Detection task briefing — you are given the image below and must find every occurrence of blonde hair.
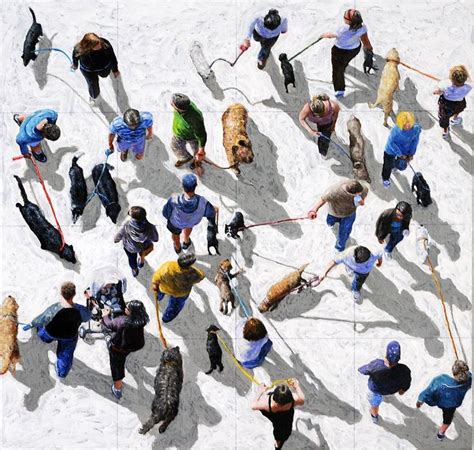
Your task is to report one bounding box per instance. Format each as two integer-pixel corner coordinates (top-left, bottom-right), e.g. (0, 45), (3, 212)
(310, 93), (330, 115)
(75, 33), (106, 57)
(396, 112), (415, 129)
(449, 65), (469, 86)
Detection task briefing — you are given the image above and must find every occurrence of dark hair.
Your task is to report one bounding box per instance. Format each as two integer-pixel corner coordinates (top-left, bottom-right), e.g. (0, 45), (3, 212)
(178, 253), (197, 269)
(354, 246), (371, 263)
(123, 108), (140, 129)
(394, 201), (412, 221)
(126, 300), (150, 327)
(43, 123), (60, 141)
(264, 9), (281, 30)
(346, 180), (364, 194)
(346, 9), (363, 31)
(75, 33), (109, 57)
(243, 317), (267, 341)
(129, 206), (147, 221)
(172, 93), (191, 111)
(61, 281), (76, 300)
(272, 384), (294, 405)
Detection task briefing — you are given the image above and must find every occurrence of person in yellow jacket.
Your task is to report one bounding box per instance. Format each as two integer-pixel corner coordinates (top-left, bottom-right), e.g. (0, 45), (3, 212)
(151, 253), (205, 322)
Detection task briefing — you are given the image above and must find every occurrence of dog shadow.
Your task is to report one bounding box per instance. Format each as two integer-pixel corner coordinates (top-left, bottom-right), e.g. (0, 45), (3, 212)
(200, 71), (225, 101)
(112, 74), (131, 113)
(295, 418), (331, 449)
(397, 77), (435, 129)
(33, 33), (57, 90)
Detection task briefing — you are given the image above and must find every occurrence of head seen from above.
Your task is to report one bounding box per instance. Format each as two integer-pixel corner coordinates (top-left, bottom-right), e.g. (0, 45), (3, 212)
(396, 111), (415, 130)
(123, 108), (141, 129)
(343, 8), (363, 30)
(264, 9), (281, 30)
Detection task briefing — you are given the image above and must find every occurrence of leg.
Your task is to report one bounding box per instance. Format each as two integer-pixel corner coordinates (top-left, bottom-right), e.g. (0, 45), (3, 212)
(438, 96), (453, 131)
(124, 248), (138, 271)
(139, 244), (154, 264)
(336, 213), (356, 251)
(352, 272), (369, 292)
(110, 348), (127, 391)
(326, 213), (339, 228)
(80, 69), (100, 99)
(139, 414), (161, 434)
(257, 36), (278, 64)
(167, 221), (183, 253)
(331, 45), (360, 92)
(171, 135), (193, 165)
(439, 408), (456, 437)
(382, 153), (395, 182)
(317, 126), (332, 156)
(159, 418), (173, 433)
(130, 137), (146, 161)
(384, 231), (404, 253)
(162, 295), (188, 323)
(37, 327), (54, 343)
(367, 391), (383, 420)
(182, 227), (193, 246)
(56, 337), (78, 378)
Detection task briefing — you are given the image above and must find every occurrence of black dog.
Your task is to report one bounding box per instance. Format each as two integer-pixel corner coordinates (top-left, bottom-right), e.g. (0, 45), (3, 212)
(139, 347), (183, 434)
(278, 53), (296, 93)
(205, 325), (223, 374)
(363, 48), (378, 74)
(14, 176), (76, 263)
(411, 172), (432, 207)
(69, 155), (88, 223)
(21, 8), (42, 67)
(225, 211), (245, 239)
(91, 164), (121, 224)
(207, 222), (220, 255)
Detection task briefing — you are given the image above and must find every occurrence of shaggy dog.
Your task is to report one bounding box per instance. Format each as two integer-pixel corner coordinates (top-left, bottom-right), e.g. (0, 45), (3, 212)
(91, 164), (121, 224)
(0, 296), (20, 375)
(205, 325), (223, 374)
(222, 104), (253, 176)
(363, 48), (377, 74)
(369, 48), (401, 127)
(225, 211), (245, 239)
(278, 53), (296, 93)
(21, 8), (42, 67)
(412, 171), (432, 207)
(214, 259), (238, 315)
(69, 155), (88, 223)
(139, 346), (183, 434)
(14, 176), (76, 263)
(207, 222), (219, 255)
(347, 116), (371, 182)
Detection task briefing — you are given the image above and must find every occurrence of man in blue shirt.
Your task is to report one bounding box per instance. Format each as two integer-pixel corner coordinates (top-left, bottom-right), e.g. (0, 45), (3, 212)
(14, 109), (60, 163)
(108, 108), (153, 162)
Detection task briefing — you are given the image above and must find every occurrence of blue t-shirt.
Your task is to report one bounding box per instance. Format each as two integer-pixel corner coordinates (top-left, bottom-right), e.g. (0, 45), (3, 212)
(335, 24), (368, 50)
(335, 246), (382, 274)
(384, 124), (421, 158)
(16, 109), (58, 155)
(438, 79), (472, 102)
(109, 112), (153, 144)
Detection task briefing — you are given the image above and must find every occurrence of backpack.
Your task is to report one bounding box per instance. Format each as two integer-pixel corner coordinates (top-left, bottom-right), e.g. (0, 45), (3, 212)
(411, 172), (432, 207)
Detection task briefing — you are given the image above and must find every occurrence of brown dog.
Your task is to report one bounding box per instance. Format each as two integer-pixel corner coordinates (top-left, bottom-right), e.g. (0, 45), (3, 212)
(369, 48), (401, 127)
(0, 296), (20, 375)
(347, 115), (371, 182)
(222, 103), (253, 175)
(214, 259), (239, 315)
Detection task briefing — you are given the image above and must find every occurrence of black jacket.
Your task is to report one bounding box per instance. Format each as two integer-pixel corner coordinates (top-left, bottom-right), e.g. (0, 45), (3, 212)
(102, 314), (145, 353)
(375, 208), (411, 241)
(72, 38), (118, 73)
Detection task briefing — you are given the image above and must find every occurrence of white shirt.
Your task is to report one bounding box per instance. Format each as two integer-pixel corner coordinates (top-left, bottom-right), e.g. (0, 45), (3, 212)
(335, 24), (368, 50)
(438, 79), (472, 102)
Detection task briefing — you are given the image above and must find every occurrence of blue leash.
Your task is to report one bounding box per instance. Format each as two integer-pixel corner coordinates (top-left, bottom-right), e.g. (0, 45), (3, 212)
(317, 134), (351, 160)
(34, 47), (74, 66)
(225, 272), (252, 318)
(85, 152), (110, 206)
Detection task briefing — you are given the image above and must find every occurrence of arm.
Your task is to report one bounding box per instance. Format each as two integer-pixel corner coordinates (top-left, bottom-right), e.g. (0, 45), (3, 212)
(321, 32), (337, 39)
(331, 102), (340, 132)
(113, 226), (124, 243)
(375, 211), (389, 242)
(246, 18), (258, 40)
(146, 125), (153, 139)
(360, 33), (373, 51)
(162, 198), (173, 220)
(321, 260), (337, 280)
(358, 361), (374, 375)
(108, 133), (116, 152)
(307, 198), (326, 219)
(298, 104), (318, 136)
(289, 379), (305, 406)
(280, 18), (288, 34)
(193, 114), (207, 156)
(151, 225), (159, 242)
(106, 42), (119, 74)
(251, 384), (268, 410)
(71, 46), (79, 69)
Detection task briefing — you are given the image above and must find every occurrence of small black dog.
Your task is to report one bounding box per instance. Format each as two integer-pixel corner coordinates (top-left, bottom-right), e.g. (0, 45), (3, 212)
(91, 163), (121, 224)
(205, 325), (223, 374)
(278, 53), (296, 93)
(139, 346), (183, 434)
(69, 155), (88, 223)
(411, 172), (432, 207)
(225, 211), (245, 239)
(14, 176), (76, 263)
(363, 48), (378, 74)
(22, 8), (42, 67)
(207, 223), (220, 255)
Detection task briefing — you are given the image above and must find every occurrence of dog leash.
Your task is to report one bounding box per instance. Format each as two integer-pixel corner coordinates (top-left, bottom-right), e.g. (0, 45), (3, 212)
(85, 151), (111, 206)
(387, 59), (440, 81)
(316, 134), (352, 160)
(288, 36), (323, 62)
(202, 157), (239, 170)
(154, 292), (169, 349)
(224, 272), (252, 318)
(34, 48), (74, 66)
(239, 216), (309, 232)
(210, 49), (245, 69)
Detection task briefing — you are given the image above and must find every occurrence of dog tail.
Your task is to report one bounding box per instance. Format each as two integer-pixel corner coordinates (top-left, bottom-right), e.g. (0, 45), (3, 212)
(0, 358), (10, 375)
(14, 175), (29, 205)
(29, 7), (37, 23)
(368, 99), (379, 109)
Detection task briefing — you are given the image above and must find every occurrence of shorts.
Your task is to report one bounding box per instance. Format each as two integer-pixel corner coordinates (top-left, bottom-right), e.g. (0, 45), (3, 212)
(367, 390), (384, 407)
(442, 407), (456, 425)
(167, 221), (182, 235)
(117, 136), (146, 154)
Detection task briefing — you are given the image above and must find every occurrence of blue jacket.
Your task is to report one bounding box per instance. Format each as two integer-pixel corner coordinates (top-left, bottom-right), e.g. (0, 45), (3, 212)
(418, 373), (472, 408)
(384, 124), (421, 158)
(163, 193), (215, 230)
(16, 109), (58, 155)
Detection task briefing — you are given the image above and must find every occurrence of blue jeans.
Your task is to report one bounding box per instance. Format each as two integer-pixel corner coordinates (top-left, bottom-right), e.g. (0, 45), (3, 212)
(253, 30), (279, 62)
(385, 230), (404, 253)
(327, 213), (356, 251)
(158, 291), (189, 323)
(352, 272), (369, 292)
(38, 327), (78, 378)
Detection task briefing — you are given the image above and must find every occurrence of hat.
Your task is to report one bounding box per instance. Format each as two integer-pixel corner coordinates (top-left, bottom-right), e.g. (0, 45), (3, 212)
(386, 341), (401, 364)
(172, 93), (190, 111)
(182, 173), (197, 192)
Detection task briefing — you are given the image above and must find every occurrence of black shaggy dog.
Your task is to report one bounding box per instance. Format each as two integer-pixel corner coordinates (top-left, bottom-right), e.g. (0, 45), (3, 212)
(22, 8), (42, 67)
(411, 172), (432, 207)
(91, 163), (121, 224)
(207, 222), (219, 255)
(363, 48), (378, 74)
(69, 156), (88, 223)
(205, 325), (224, 374)
(14, 176), (76, 263)
(278, 53), (296, 93)
(139, 346), (183, 434)
(225, 211), (245, 239)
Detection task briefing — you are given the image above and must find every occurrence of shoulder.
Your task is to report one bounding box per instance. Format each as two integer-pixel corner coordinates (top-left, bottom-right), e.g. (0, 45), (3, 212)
(413, 124), (422, 134)
(330, 100), (341, 111)
(359, 24), (368, 34)
(100, 37), (112, 48)
(141, 112), (153, 125)
(110, 116), (124, 131)
(336, 24), (349, 35)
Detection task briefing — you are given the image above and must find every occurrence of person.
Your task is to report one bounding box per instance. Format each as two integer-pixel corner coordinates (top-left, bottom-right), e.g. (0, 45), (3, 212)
(375, 201), (412, 259)
(162, 173), (216, 254)
(251, 379), (305, 449)
(25, 282), (91, 378)
(416, 360), (472, 441)
(321, 245), (382, 302)
(13, 109), (60, 163)
(102, 300), (149, 399)
(240, 9), (288, 70)
(433, 65), (472, 139)
(108, 108), (153, 161)
(151, 253), (205, 323)
(85, 268), (127, 317)
(307, 179), (368, 253)
(114, 206), (159, 277)
(358, 341), (412, 423)
(71, 33), (119, 104)
(234, 317), (273, 369)
(321, 9), (373, 97)
(382, 111), (421, 188)
(170, 93), (207, 176)
(298, 93), (340, 159)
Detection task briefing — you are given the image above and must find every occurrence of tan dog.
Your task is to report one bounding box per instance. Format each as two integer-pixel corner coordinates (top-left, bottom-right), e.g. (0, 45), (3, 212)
(214, 259), (239, 315)
(0, 296), (20, 375)
(369, 48), (401, 126)
(222, 103), (253, 175)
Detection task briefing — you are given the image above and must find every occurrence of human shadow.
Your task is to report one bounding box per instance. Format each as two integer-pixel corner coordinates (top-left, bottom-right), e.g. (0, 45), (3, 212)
(295, 418), (330, 449)
(200, 71), (225, 100)
(112, 74), (131, 113)
(397, 77), (435, 129)
(33, 33), (57, 90)
(448, 137), (473, 175)
(450, 125), (474, 153)
(97, 93), (118, 124)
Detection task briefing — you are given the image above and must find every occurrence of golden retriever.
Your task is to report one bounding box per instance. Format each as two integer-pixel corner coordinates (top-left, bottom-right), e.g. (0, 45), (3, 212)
(0, 296), (20, 375)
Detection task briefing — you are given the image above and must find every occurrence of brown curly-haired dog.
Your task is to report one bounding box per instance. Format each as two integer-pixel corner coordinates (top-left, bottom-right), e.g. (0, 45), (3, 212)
(0, 296), (20, 375)
(214, 259), (239, 315)
(222, 103), (253, 175)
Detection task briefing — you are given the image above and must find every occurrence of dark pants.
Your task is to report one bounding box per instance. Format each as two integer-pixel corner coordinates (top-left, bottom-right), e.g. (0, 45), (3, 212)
(352, 272), (369, 292)
(253, 30), (279, 62)
(158, 290), (189, 323)
(382, 153), (396, 181)
(385, 229), (404, 253)
(38, 327), (78, 378)
(124, 248), (138, 271)
(442, 407), (456, 425)
(80, 68), (111, 99)
(317, 124), (333, 156)
(438, 95), (466, 129)
(109, 348), (130, 381)
(327, 212), (356, 251)
(331, 45), (361, 91)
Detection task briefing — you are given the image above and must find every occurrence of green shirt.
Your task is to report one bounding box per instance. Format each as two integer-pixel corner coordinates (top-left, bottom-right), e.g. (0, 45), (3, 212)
(172, 102), (207, 147)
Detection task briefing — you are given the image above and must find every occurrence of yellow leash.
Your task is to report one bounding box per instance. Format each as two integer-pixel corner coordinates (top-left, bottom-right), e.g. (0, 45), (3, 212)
(154, 293), (169, 349)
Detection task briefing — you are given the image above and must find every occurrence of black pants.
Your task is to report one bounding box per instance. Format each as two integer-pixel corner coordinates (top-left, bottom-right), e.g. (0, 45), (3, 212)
(253, 30), (279, 62)
(124, 248), (138, 270)
(382, 153), (396, 181)
(109, 348), (130, 381)
(317, 123), (333, 156)
(331, 45), (361, 91)
(438, 95), (466, 129)
(80, 68), (111, 99)
(442, 407), (456, 425)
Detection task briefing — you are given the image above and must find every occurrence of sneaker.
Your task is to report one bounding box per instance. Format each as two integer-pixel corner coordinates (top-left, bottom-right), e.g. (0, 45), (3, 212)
(371, 414), (379, 424)
(450, 116), (462, 126)
(120, 150), (128, 162)
(182, 239), (193, 250)
(89, 95), (100, 106)
(257, 59), (267, 70)
(132, 268), (139, 278)
(138, 257), (145, 268)
(352, 290), (362, 303)
(32, 151), (47, 163)
(13, 114), (21, 126)
(335, 90), (345, 98)
(383, 180), (391, 189)
(174, 243), (182, 254)
(384, 251), (392, 261)
(320, 153), (328, 160)
(436, 432), (445, 441)
(111, 384), (122, 400)
(442, 130), (450, 140)
(174, 156), (193, 168)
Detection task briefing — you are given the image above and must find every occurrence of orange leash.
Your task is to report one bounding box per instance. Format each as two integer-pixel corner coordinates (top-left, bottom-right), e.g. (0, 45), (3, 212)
(388, 60), (441, 81)
(13, 154), (66, 251)
(154, 293), (168, 349)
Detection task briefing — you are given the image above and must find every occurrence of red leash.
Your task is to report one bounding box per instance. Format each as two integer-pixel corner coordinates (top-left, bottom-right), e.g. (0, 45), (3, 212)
(243, 216), (309, 230)
(13, 155), (66, 251)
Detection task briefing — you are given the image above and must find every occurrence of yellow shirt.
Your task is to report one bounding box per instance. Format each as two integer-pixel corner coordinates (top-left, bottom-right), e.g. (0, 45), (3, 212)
(151, 261), (205, 297)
